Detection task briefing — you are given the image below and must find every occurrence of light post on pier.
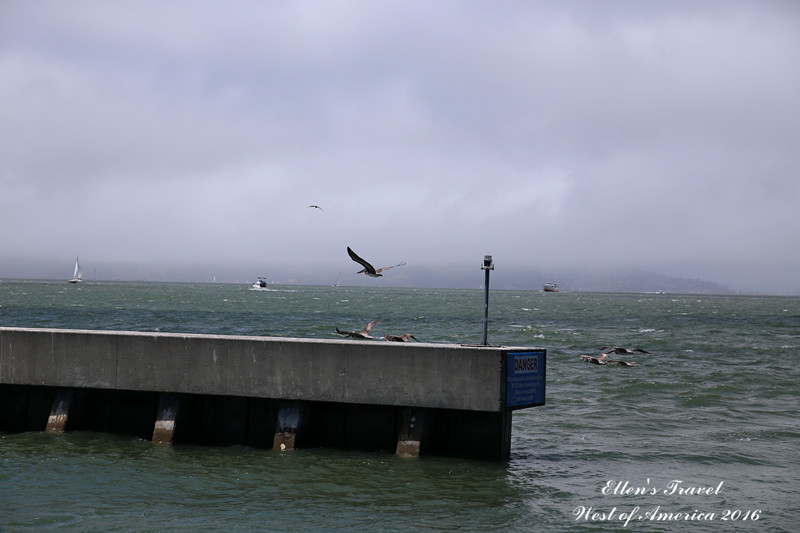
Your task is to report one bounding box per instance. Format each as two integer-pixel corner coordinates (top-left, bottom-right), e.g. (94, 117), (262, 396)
(481, 255), (494, 345)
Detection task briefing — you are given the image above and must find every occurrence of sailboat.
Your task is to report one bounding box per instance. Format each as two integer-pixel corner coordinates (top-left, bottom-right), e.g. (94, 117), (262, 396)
(68, 256), (84, 283)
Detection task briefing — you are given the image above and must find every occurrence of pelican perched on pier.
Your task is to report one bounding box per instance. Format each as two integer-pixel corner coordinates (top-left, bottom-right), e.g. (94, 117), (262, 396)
(383, 333), (418, 342)
(347, 247), (406, 277)
(336, 315), (382, 339)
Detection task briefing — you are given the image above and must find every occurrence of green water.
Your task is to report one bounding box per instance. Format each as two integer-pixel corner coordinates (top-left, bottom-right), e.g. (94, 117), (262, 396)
(1, 280), (798, 531)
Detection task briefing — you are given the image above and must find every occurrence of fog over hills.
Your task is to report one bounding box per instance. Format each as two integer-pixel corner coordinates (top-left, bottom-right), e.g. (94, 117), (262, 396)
(3, 257), (739, 295)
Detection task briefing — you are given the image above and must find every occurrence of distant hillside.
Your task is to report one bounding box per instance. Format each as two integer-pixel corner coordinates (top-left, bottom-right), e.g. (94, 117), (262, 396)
(364, 265), (735, 294)
(0, 257), (736, 294)
(555, 270), (733, 294)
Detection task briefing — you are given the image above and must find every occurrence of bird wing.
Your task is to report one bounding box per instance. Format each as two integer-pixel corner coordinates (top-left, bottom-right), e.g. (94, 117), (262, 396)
(375, 261), (407, 274)
(347, 247), (377, 275)
(603, 347), (629, 354)
(360, 314), (382, 335)
(633, 348), (650, 353)
(335, 328), (354, 337)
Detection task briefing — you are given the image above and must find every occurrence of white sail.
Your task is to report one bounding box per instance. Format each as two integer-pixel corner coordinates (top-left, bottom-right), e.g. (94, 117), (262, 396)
(69, 256), (84, 283)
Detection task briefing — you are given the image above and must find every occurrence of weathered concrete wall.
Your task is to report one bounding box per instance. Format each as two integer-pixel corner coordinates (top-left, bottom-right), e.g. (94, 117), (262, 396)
(1, 328), (546, 460)
(0, 327), (516, 412)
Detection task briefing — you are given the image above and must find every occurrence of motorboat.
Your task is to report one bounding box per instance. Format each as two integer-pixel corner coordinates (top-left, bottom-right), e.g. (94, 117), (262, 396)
(252, 277), (268, 289)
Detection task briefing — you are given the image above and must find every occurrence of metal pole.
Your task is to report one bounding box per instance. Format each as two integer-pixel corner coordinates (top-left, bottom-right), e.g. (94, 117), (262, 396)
(481, 255), (494, 345)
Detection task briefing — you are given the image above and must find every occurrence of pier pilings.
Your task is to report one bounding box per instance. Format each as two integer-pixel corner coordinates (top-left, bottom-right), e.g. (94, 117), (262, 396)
(0, 328), (545, 460)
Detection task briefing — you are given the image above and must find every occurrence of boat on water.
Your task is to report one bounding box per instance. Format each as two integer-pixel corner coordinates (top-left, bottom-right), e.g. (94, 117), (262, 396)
(251, 277), (268, 289)
(68, 256), (84, 283)
(543, 282), (559, 292)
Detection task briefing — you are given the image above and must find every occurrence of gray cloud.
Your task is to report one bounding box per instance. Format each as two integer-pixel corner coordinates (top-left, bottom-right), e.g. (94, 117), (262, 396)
(1, 1), (799, 293)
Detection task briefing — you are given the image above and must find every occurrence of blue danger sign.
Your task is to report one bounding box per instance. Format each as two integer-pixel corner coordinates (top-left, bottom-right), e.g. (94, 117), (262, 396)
(505, 350), (546, 408)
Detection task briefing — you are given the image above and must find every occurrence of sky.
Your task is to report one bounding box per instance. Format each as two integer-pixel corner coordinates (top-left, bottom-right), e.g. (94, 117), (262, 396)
(1, 1), (799, 294)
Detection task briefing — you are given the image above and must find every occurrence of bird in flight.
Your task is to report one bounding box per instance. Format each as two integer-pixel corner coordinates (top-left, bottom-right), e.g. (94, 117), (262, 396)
(607, 359), (637, 366)
(580, 354), (609, 365)
(308, 205), (324, 212)
(336, 315), (382, 339)
(347, 247), (406, 277)
(599, 346), (650, 355)
(383, 333), (418, 342)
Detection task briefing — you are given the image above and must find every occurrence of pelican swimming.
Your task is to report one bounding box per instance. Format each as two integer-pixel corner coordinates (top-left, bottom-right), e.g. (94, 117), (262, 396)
(599, 346), (650, 355)
(383, 333), (418, 342)
(336, 315), (382, 339)
(347, 247), (406, 277)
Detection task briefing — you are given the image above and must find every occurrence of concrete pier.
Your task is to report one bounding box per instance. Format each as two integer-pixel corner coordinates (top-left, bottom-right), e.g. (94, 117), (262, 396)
(0, 327), (545, 460)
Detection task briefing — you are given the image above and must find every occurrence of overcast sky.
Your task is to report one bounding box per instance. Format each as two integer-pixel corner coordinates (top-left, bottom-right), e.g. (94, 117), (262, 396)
(1, 1), (798, 293)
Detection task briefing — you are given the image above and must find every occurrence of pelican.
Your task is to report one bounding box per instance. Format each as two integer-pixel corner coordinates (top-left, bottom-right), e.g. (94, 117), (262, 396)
(580, 353), (609, 365)
(347, 247), (406, 277)
(308, 205), (324, 212)
(383, 333), (418, 342)
(336, 315), (382, 339)
(599, 346), (650, 355)
(608, 359), (637, 366)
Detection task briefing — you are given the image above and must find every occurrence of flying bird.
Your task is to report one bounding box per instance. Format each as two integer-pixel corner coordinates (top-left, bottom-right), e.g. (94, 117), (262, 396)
(347, 247), (406, 277)
(308, 205), (324, 212)
(599, 346), (650, 355)
(336, 315), (382, 339)
(383, 333), (418, 342)
(607, 359), (637, 366)
(580, 354), (609, 365)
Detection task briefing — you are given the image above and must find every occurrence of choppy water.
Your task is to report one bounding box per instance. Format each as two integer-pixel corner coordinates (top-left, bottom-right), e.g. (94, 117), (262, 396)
(1, 280), (798, 532)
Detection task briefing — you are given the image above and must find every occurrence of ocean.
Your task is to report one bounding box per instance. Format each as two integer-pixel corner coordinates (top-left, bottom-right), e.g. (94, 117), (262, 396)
(1, 280), (798, 532)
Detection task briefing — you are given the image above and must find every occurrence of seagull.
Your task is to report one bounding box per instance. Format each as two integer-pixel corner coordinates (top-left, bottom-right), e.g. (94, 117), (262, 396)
(383, 333), (418, 342)
(599, 346), (650, 355)
(347, 247), (406, 277)
(336, 315), (382, 339)
(580, 353), (609, 365)
(308, 205), (324, 212)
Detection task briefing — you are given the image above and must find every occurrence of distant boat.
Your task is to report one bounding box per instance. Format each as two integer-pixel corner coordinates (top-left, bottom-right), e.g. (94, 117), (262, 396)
(252, 277), (268, 289)
(68, 256), (84, 283)
(543, 282), (559, 292)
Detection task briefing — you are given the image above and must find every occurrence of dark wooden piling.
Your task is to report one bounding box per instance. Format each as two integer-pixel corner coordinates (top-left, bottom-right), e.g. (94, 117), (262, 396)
(46, 388), (74, 433)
